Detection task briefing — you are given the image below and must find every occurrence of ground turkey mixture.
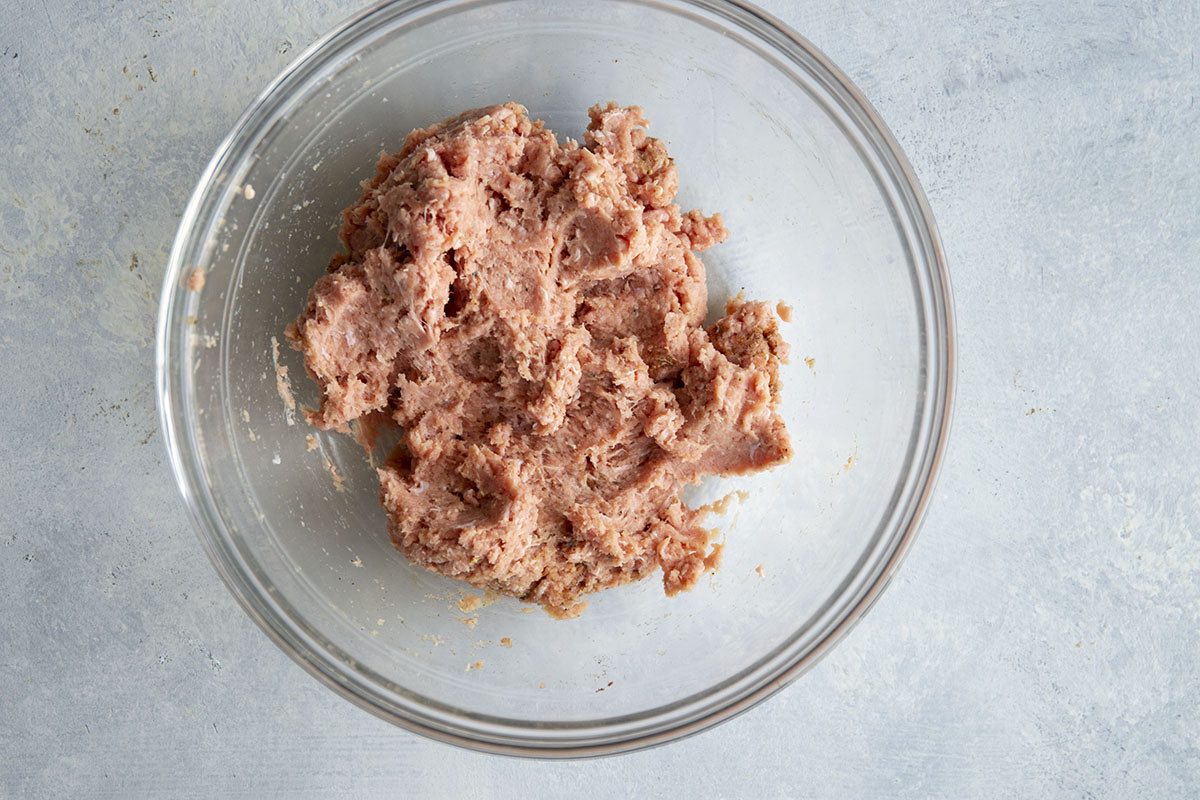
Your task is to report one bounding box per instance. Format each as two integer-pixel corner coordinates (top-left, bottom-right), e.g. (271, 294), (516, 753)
(288, 102), (791, 617)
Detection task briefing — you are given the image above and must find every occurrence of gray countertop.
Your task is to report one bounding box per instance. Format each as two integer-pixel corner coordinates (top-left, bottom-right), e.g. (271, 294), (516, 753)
(2, 0), (1198, 796)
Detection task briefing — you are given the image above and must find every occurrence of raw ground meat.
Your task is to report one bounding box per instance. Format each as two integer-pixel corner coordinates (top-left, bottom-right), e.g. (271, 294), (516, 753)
(287, 102), (791, 617)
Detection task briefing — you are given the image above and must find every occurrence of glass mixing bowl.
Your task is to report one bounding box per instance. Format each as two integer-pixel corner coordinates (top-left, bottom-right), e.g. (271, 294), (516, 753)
(157, 0), (954, 756)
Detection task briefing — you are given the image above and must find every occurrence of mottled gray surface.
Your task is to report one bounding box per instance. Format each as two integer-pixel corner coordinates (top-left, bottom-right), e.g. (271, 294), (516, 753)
(2, 0), (1198, 796)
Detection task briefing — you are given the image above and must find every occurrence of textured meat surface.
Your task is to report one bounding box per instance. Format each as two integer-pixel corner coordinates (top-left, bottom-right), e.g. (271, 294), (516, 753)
(288, 103), (791, 617)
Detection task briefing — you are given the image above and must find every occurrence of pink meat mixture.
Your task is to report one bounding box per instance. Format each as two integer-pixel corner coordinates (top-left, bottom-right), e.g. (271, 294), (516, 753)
(287, 102), (790, 617)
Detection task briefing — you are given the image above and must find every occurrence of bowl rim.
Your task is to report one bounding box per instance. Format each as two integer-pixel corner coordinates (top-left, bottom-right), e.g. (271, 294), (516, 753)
(156, 0), (955, 758)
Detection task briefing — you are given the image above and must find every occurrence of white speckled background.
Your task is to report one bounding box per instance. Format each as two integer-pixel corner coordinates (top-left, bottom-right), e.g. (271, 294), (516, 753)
(2, 0), (1198, 796)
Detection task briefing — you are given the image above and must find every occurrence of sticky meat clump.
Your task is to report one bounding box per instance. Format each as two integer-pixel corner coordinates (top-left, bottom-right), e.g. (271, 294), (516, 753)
(288, 103), (790, 617)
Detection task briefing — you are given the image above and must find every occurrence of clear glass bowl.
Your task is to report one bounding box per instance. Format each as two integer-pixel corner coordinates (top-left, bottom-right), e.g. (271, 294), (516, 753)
(157, 0), (954, 756)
